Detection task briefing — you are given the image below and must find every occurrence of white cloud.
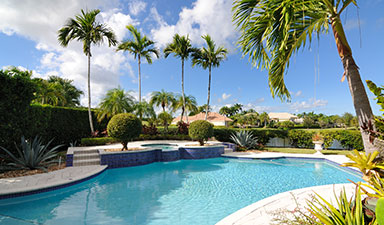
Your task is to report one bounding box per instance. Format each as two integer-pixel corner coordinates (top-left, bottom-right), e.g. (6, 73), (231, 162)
(128, 0), (147, 16)
(217, 93), (231, 103)
(150, 0), (236, 50)
(288, 98), (328, 112)
(0, 0), (139, 107)
(294, 90), (302, 97)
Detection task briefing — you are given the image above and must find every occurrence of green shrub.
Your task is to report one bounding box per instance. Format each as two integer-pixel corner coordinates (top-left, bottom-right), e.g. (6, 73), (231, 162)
(276, 121), (295, 129)
(0, 68), (36, 151)
(288, 130), (314, 148)
(336, 130), (364, 150)
(107, 113), (142, 150)
(81, 137), (117, 146)
(189, 120), (214, 145)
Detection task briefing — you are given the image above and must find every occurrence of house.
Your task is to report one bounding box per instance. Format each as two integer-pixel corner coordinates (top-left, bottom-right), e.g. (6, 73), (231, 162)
(268, 112), (302, 123)
(172, 112), (233, 127)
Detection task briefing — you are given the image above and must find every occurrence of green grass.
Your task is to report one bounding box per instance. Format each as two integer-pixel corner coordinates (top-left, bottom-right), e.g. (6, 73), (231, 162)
(264, 147), (354, 155)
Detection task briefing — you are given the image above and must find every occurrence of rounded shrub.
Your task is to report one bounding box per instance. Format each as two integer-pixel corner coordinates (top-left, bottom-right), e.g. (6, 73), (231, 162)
(107, 113), (142, 150)
(189, 120), (214, 145)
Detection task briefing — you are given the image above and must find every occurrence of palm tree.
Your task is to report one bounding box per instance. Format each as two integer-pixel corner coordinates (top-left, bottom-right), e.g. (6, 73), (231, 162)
(47, 76), (83, 107)
(117, 25), (159, 103)
(259, 112), (270, 128)
(233, 0), (375, 153)
(97, 87), (135, 122)
(58, 9), (117, 133)
(133, 101), (156, 121)
(32, 78), (66, 106)
(164, 34), (196, 122)
(192, 35), (228, 120)
(173, 94), (198, 123)
(150, 90), (176, 113)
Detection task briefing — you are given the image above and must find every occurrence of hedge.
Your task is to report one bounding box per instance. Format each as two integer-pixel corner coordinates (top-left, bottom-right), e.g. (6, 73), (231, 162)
(24, 104), (108, 147)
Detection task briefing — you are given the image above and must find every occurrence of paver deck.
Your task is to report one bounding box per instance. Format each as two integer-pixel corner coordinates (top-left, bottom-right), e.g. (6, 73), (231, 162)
(0, 165), (107, 198)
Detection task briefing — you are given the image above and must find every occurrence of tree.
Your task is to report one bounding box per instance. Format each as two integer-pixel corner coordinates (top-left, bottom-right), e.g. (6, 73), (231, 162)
(150, 90), (176, 113)
(58, 9), (117, 133)
(117, 25), (159, 103)
(47, 76), (83, 107)
(233, 0), (375, 153)
(97, 87), (135, 122)
(342, 112), (355, 128)
(32, 78), (66, 106)
(259, 112), (270, 128)
(164, 34), (196, 123)
(158, 112), (173, 133)
(173, 94), (198, 123)
(133, 101), (156, 121)
(219, 106), (232, 117)
(192, 35), (228, 120)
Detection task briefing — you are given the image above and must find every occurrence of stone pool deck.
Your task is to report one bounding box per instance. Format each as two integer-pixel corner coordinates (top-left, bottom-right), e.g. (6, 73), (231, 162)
(0, 146), (360, 224)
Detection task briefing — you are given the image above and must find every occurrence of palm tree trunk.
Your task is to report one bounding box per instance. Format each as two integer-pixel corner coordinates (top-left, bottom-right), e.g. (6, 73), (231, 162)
(87, 53), (95, 133)
(331, 16), (375, 154)
(205, 65), (211, 121)
(181, 59), (187, 123)
(138, 55), (141, 103)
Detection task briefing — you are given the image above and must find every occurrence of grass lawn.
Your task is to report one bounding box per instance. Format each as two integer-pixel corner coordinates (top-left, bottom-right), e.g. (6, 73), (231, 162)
(264, 147), (354, 155)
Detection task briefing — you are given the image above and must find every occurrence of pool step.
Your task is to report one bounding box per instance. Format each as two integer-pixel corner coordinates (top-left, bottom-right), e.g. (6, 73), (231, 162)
(73, 150), (101, 167)
(224, 148), (234, 154)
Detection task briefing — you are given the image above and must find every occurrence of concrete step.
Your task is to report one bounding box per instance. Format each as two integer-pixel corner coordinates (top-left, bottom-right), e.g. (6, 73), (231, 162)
(73, 154), (100, 160)
(224, 148), (234, 154)
(73, 158), (101, 167)
(73, 150), (99, 155)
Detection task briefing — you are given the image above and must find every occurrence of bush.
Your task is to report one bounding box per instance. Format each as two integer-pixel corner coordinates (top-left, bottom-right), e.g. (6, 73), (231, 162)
(189, 120), (214, 145)
(336, 130), (364, 150)
(0, 68), (36, 151)
(81, 137), (117, 146)
(107, 113), (142, 150)
(177, 121), (189, 135)
(142, 124), (158, 135)
(288, 130), (314, 148)
(276, 121), (295, 129)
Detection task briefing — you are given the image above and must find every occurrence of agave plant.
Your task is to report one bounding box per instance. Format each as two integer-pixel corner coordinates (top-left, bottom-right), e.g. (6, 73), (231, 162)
(0, 136), (62, 171)
(230, 130), (258, 150)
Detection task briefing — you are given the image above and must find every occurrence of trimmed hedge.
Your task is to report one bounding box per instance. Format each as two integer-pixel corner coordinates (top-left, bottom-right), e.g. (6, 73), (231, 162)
(25, 104), (108, 147)
(213, 127), (363, 150)
(81, 137), (117, 146)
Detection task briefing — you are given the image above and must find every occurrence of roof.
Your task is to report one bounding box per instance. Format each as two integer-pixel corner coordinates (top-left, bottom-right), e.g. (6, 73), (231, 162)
(268, 112), (298, 120)
(172, 112), (233, 123)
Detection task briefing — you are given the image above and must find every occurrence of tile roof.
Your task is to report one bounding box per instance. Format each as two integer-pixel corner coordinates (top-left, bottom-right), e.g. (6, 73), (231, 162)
(172, 112), (233, 123)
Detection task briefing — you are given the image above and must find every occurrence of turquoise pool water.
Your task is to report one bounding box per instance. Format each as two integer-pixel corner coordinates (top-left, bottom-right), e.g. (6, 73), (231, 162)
(141, 143), (178, 150)
(0, 158), (361, 225)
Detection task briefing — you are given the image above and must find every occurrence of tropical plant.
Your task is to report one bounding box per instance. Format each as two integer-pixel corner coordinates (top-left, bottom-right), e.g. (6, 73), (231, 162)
(259, 112), (270, 128)
(192, 35), (228, 120)
(173, 94), (198, 123)
(230, 130), (258, 150)
(96, 87), (135, 122)
(157, 112), (173, 133)
(312, 132), (324, 142)
(0, 136), (62, 171)
(189, 120), (214, 145)
(58, 9), (117, 133)
(47, 76), (83, 107)
(117, 25), (159, 103)
(133, 100), (156, 121)
(32, 78), (67, 106)
(150, 90), (176, 112)
(107, 113), (142, 150)
(177, 121), (189, 135)
(233, 0), (375, 153)
(164, 34), (196, 122)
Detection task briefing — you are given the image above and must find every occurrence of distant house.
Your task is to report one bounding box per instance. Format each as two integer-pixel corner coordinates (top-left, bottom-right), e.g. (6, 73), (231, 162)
(172, 112), (233, 127)
(268, 112), (303, 124)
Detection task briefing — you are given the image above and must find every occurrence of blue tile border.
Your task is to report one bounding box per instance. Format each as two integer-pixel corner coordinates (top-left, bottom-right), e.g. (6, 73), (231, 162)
(0, 166), (107, 200)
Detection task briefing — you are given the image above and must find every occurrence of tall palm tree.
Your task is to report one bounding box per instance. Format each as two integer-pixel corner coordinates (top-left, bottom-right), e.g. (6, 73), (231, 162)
(117, 25), (159, 103)
(150, 90), (176, 113)
(164, 34), (196, 122)
(173, 94), (198, 122)
(192, 35), (228, 120)
(97, 87), (135, 122)
(133, 101), (156, 121)
(233, 0), (375, 153)
(58, 9), (117, 133)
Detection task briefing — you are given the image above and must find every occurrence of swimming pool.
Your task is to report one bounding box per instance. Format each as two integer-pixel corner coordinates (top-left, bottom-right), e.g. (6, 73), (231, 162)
(0, 157), (361, 225)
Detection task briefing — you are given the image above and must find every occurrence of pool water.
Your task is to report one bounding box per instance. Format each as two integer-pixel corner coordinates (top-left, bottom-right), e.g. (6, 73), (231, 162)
(0, 158), (362, 225)
(141, 143), (178, 150)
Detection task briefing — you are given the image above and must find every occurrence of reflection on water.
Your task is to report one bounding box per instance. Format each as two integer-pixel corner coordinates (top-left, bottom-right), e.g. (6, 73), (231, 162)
(0, 158), (361, 225)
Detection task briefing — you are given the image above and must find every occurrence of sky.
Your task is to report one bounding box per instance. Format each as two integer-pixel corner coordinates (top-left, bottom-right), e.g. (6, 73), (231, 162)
(1, 0), (384, 116)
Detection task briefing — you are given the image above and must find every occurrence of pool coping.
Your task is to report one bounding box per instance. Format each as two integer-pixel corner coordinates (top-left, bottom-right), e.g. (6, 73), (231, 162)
(0, 165), (107, 199)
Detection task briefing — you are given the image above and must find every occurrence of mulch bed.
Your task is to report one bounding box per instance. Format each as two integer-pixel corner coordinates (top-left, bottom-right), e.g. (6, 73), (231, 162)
(0, 164), (66, 179)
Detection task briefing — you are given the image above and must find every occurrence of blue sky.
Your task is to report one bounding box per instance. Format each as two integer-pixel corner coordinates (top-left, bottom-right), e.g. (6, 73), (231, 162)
(1, 0), (384, 116)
